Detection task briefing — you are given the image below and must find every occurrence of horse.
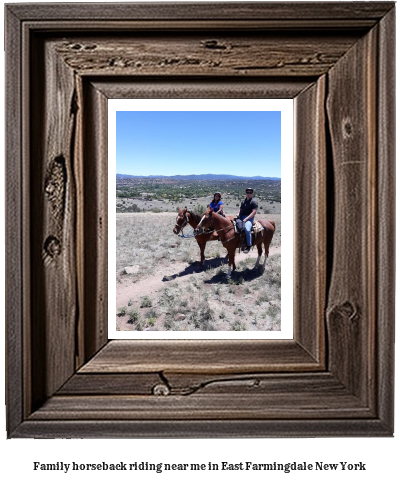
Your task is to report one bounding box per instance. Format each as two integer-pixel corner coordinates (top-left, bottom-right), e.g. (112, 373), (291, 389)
(173, 208), (234, 268)
(172, 208), (219, 268)
(196, 207), (275, 278)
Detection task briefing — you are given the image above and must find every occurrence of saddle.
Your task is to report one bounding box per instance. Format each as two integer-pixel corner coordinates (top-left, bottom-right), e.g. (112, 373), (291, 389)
(234, 220), (263, 234)
(233, 220), (263, 247)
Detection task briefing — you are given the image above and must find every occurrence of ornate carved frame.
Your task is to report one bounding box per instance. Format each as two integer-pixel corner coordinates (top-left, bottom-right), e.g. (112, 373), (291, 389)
(5, 2), (395, 437)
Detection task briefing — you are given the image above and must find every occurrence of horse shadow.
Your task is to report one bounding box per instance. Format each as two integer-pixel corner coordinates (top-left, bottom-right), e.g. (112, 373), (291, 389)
(202, 265), (264, 285)
(162, 256), (229, 282)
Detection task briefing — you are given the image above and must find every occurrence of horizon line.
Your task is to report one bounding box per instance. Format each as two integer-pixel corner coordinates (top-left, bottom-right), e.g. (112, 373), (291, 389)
(116, 173), (281, 178)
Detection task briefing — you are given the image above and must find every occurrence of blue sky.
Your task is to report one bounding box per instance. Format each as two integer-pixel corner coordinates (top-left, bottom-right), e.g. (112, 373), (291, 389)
(116, 111), (281, 177)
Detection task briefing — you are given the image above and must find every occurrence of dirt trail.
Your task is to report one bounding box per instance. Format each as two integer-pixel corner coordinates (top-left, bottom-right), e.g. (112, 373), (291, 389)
(116, 245), (281, 310)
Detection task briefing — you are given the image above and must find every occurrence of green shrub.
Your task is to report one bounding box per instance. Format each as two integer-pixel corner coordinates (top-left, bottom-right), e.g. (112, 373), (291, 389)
(256, 293), (269, 306)
(148, 316), (156, 326)
(193, 204), (206, 214)
(231, 320), (246, 331)
(116, 203), (141, 213)
(217, 265), (227, 276)
(145, 309), (157, 319)
(190, 298), (215, 330)
(128, 308), (139, 323)
(140, 295), (152, 308)
(267, 305), (279, 319)
(117, 307), (127, 317)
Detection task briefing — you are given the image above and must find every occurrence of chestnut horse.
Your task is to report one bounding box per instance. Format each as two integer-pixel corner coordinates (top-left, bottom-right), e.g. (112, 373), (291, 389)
(173, 208), (220, 268)
(196, 208), (275, 278)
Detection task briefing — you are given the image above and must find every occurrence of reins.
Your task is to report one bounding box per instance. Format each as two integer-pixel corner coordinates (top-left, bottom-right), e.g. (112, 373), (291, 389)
(175, 211), (235, 240)
(215, 223), (234, 233)
(175, 211), (201, 238)
(177, 228), (197, 238)
(197, 214), (237, 244)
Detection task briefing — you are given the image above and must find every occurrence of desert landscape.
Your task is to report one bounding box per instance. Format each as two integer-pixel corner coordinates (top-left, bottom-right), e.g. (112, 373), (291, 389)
(115, 178), (281, 333)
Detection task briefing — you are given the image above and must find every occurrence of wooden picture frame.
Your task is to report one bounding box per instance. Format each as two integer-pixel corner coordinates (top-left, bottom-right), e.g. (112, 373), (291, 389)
(5, 2), (395, 438)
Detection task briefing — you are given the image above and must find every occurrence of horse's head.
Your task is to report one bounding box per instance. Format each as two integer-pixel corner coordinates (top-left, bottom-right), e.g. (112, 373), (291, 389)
(196, 207), (213, 233)
(173, 208), (188, 235)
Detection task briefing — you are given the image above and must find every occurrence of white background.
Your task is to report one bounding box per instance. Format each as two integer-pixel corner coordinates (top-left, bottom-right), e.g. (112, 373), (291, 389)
(108, 99), (294, 339)
(1, 1), (397, 486)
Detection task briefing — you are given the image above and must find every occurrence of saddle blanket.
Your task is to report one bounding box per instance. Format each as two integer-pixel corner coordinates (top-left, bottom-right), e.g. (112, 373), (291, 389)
(253, 221), (263, 233)
(233, 220), (263, 234)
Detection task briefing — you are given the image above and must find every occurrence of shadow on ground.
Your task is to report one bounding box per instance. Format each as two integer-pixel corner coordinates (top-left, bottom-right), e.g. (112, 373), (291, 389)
(203, 267), (264, 285)
(162, 255), (229, 281)
(162, 254), (265, 284)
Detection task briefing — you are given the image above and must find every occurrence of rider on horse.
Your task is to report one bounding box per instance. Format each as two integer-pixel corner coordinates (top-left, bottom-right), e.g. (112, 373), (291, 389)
(209, 191), (225, 217)
(236, 188), (258, 253)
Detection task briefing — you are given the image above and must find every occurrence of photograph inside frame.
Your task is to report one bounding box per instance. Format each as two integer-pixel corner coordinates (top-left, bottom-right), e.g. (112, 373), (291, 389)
(108, 99), (293, 339)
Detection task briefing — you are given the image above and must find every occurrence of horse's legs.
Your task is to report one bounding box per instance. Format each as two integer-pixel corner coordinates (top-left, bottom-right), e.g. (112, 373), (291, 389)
(197, 240), (205, 267)
(264, 225), (276, 270)
(201, 242), (207, 267)
(262, 252), (268, 271)
(226, 249), (236, 278)
(255, 241), (263, 268)
(262, 252), (268, 272)
(262, 237), (270, 272)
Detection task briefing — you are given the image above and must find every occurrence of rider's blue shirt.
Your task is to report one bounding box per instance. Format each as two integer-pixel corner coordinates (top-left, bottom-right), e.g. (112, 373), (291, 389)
(210, 201), (224, 212)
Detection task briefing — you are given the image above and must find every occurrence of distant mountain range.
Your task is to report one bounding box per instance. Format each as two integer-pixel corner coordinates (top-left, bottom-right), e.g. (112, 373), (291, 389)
(116, 173), (280, 181)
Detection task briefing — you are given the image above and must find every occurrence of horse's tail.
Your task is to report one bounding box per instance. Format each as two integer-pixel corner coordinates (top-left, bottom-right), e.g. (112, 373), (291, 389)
(258, 220), (275, 239)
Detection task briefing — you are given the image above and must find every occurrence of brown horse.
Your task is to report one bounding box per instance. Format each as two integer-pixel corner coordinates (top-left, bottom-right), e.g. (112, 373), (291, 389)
(172, 208), (220, 268)
(196, 208), (275, 278)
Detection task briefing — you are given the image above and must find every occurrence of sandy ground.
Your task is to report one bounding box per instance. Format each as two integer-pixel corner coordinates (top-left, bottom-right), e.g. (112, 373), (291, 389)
(115, 211), (281, 332)
(116, 245), (281, 310)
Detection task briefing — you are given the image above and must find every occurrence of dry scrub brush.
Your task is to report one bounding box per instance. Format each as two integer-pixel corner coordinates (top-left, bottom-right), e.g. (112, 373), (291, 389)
(116, 212), (282, 332)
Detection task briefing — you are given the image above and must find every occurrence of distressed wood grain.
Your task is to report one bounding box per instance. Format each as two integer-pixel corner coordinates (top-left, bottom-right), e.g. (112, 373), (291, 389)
(326, 26), (377, 405)
(5, 5), (25, 437)
(29, 395), (372, 421)
(91, 78), (312, 100)
(294, 76), (326, 363)
(59, 371), (353, 397)
(53, 33), (361, 78)
(14, 418), (390, 439)
(80, 81), (109, 363)
(79, 340), (321, 374)
(375, 6), (395, 431)
(7, 2), (394, 22)
(30, 37), (78, 407)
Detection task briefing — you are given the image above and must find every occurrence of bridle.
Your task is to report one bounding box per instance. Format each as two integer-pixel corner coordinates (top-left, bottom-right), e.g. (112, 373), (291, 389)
(175, 212), (197, 238)
(175, 212), (189, 234)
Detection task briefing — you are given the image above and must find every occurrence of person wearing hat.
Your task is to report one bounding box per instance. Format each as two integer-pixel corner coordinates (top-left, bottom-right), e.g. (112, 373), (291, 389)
(209, 191), (225, 217)
(236, 188), (258, 253)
